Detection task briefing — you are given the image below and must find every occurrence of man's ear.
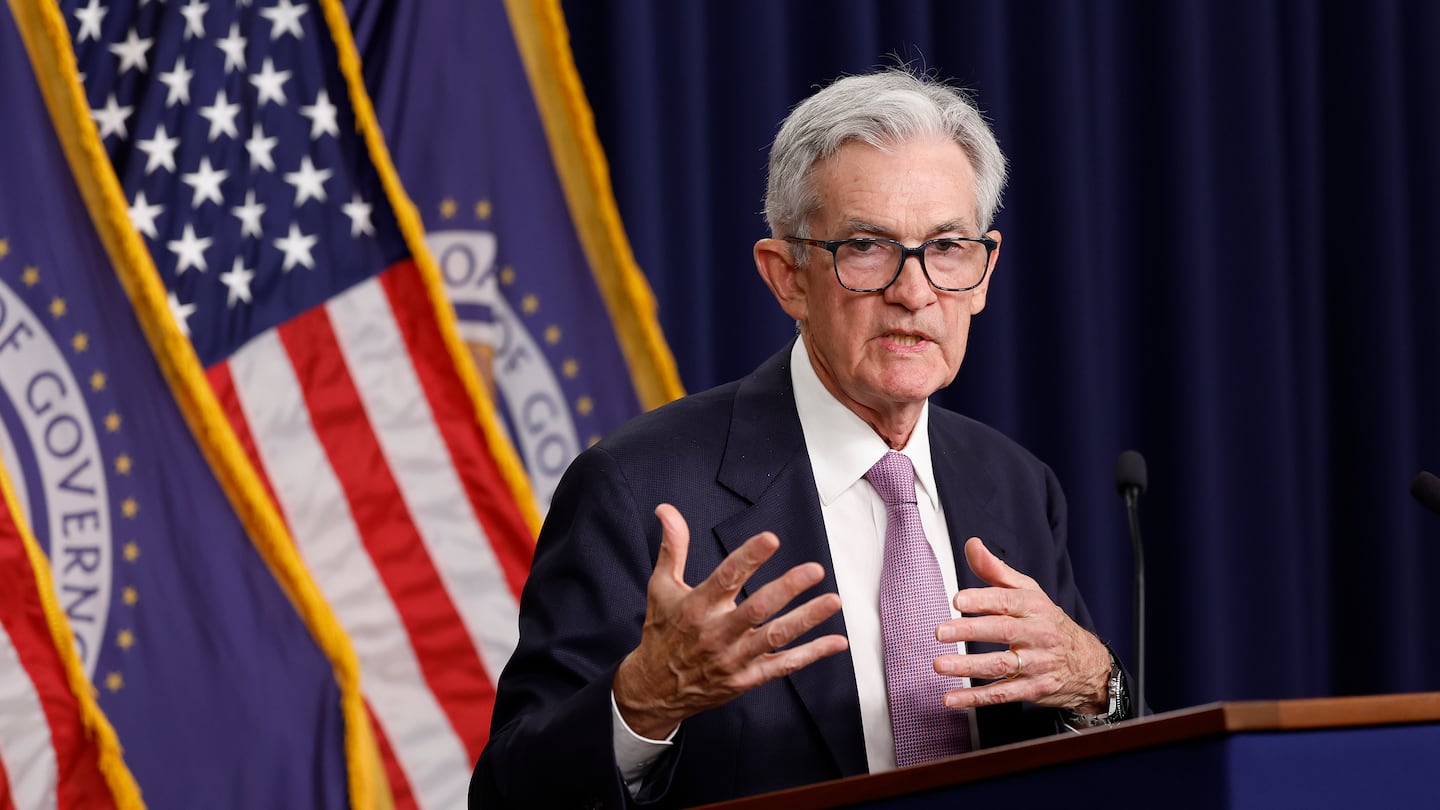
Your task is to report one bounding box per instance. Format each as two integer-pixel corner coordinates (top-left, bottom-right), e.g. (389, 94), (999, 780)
(969, 230), (1001, 315)
(754, 238), (809, 322)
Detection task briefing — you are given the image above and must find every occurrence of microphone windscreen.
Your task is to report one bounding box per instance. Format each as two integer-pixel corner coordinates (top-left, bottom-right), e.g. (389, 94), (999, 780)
(1412, 471), (1440, 516)
(1115, 450), (1148, 495)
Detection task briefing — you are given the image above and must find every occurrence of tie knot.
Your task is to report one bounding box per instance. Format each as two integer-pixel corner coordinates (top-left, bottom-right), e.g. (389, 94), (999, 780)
(865, 451), (918, 507)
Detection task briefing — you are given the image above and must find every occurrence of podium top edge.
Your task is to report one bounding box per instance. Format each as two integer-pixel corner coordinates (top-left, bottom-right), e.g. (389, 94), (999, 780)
(695, 691), (1440, 810)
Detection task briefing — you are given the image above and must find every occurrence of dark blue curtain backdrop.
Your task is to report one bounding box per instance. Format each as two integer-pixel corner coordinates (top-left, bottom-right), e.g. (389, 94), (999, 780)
(557, 0), (1440, 714)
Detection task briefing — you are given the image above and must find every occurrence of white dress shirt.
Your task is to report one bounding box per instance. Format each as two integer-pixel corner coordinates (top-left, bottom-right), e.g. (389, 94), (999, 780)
(788, 337), (974, 772)
(612, 336), (974, 786)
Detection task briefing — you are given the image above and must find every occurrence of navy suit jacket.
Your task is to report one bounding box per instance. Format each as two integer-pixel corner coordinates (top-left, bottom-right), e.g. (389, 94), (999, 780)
(471, 345), (1104, 809)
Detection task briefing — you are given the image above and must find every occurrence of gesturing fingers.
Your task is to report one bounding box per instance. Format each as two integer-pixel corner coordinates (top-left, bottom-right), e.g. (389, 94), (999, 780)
(935, 647), (1032, 682)
(949, 586), (1041, 621)
(736, 577), (837, 655)
(937, 613), (1028, 647)
(746, 626), (849, 688)
(936, 535), (1113, 715)
(732, 559), (824, 626)
(652, 503), (693, 591)
(620, 511), (847, 738)
(951, 539), (1050, 626)
(701, 545), (832, 665)
(653, 506), (790, 611)
(694, 529), (783, 601)
(963, 537), (1041, 592)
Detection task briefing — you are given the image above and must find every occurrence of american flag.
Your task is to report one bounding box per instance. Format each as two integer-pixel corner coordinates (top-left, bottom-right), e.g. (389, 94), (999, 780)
(344, 0), (685, 518)
(62, 1), (536, 807)
(0, 472), (141, 810)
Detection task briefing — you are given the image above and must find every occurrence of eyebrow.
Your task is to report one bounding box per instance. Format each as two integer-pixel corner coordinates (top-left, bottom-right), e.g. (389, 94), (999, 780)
(842, 218), (977, 239)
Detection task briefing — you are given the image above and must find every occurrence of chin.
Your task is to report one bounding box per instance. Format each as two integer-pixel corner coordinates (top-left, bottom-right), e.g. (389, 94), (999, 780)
(872, 369), (949, 403)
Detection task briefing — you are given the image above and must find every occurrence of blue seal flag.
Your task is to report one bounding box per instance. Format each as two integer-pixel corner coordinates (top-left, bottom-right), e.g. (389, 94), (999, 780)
(345, 0), (685, 513)
(6, 0), (550, 807)
(1, 2), (375, 808)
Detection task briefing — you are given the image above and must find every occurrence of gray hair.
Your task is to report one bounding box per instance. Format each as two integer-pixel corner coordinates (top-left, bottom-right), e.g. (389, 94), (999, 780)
(763, 69), (1008, 243)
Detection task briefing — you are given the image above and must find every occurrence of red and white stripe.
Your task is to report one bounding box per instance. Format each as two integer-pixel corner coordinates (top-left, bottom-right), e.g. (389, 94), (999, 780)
(1, 508), (123, 810)
(0, 619), (58, 810)
(209, 260), (534, 810)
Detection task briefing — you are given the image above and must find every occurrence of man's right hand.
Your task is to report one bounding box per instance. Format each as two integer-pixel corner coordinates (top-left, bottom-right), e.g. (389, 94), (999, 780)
(612, 503), (849, 740)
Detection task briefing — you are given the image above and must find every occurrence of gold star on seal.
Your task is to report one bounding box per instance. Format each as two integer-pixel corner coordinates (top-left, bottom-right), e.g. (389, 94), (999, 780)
(475, 199), (493, 220)
(115, 454), (133, 475)
(439, 198), (458, 219)
(500, 266), (516, 286)
(50, 297), (67, 318)
(562, 358), (579, 379)
(105, 672), (124, 693)
(117, 629), (135, 650)
(121, 498), (139, 518)
(90, 370), (106, 391)
(588, 435), (602, 448)
(544, 325), (561, 345)
(576, 396), (594, 417)
(521, 294), (539, 315)
(105, 412), (122, 433)
(122, 587), (139, 606)
(0, 238), (9, 259)
(22, 266), (40, 287)
(72, 332), (89, 352)
(124, 541), (139, 561)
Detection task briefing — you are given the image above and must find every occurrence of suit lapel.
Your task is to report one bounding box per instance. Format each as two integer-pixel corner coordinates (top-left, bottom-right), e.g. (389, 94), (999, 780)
(931, 417), (1021, 660)
(712, 345), (869, 779)
(930, 417), (1008, 595)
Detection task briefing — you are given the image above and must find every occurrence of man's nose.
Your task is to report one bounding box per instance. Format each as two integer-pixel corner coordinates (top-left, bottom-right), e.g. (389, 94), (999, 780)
(885, 253), (937, 307)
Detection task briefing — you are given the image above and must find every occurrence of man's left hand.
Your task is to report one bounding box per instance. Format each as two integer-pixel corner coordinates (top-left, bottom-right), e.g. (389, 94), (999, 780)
(933, 537), (1110, 714)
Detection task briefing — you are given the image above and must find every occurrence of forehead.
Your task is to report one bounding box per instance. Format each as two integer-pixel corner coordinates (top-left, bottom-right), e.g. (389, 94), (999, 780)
(810, 135), (979, 236)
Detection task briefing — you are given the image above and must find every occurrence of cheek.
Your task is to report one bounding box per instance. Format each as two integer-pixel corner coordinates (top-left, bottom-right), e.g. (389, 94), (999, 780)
(944, 335), (969, 373)
(824, 320), (870, 371)
(812, 295), (867, 347)
(942, 316), (974, 370)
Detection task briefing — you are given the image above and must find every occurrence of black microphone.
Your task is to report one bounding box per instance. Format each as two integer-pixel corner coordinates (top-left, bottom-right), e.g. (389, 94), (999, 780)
(1115, 450), (1148, 717)
(1412, 471), (1440, 516)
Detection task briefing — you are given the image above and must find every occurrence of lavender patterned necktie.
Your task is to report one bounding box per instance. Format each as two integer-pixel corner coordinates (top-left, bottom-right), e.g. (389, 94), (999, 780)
(866, 451), (970, 766)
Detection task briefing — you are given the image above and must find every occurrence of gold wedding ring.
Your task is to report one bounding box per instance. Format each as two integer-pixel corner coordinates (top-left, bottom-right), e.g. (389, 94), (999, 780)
(1004, 649), (1024, 679)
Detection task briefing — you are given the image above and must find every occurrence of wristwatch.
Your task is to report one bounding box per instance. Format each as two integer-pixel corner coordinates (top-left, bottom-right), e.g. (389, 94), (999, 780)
(1062, 652), (1129, 728)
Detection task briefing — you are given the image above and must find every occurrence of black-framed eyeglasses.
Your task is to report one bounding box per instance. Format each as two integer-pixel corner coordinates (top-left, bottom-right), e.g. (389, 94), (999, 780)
(784, 235), (997, 293)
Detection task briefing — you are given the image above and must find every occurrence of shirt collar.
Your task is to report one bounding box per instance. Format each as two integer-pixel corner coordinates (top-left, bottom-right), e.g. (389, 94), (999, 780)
(790, 337), (939, 510)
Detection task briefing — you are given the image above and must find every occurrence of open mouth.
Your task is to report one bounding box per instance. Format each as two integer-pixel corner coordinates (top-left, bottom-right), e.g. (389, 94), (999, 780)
(883, 332), (930, 347)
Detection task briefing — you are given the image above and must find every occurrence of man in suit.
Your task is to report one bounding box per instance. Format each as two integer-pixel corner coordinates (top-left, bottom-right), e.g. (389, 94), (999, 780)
(471, 68), (1131, 809)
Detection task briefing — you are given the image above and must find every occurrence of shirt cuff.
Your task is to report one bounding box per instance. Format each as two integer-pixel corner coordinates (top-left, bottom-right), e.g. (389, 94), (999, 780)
(612, 690), (678, 791)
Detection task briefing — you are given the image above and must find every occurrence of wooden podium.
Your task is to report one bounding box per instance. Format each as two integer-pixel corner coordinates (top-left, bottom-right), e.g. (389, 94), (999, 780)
(699, 692), (1440, 809)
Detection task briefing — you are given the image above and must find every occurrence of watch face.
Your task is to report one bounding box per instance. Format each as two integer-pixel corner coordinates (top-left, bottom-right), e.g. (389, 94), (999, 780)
(1108, 663), (1127, 721)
